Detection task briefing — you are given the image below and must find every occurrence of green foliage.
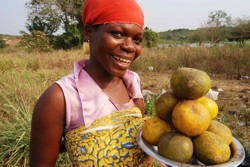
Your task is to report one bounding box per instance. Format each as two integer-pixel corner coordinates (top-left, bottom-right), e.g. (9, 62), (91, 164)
(19, 31), (52, 52)
(189, 28), (209, 44)
(159, 29), (194, 42)
(0, 37), (8, 49)
(143, 27), (159, 48)
(157, 12), (250, 45)
(0, 92), (31, 166)
(229, 17), (250, 45)
(144, 96), (156, 116)
(26, 0), (85, 49)
(52, 21), (82, 50)
(25, 2), (61, 36)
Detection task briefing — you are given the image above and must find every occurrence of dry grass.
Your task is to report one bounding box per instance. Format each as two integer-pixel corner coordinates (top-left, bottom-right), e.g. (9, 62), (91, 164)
(132, 45), (250, 78)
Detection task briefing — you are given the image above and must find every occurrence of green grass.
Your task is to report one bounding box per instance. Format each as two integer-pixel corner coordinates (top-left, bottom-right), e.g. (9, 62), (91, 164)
(0, 92), (30, 166)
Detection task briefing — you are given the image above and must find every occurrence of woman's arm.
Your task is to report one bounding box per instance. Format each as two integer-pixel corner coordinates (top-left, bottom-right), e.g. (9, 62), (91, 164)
(30, 84), (66, 167)
(134, 98), (145, 117)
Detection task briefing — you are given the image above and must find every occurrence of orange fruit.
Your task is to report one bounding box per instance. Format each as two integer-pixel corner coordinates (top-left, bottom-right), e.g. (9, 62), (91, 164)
(207, 120), (232, 145)
(172, 100), (211, 137)
(193, 131), (231, 165)
(142, 116), (171, 145)
(158, 131), (193, 163)
(196, 96), (218, 119)
(155, 92), (179, 121)
(170, 68), (211, 100)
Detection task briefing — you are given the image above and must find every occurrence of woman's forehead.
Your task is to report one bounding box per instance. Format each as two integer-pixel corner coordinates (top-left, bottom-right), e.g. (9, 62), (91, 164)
(97, 23), (144, 36)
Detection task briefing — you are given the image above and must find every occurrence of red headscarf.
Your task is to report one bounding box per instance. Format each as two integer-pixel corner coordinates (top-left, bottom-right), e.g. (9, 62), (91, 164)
(82, 0), (144, 29)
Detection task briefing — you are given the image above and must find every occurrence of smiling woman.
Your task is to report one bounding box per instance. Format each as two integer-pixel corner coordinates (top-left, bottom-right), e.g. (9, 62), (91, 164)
(29, 0), (153, 166)
(85, 23), (144, 78)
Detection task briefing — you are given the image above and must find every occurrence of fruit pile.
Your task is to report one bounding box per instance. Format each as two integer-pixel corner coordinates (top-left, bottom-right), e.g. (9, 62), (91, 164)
(142, 67), (233, 165)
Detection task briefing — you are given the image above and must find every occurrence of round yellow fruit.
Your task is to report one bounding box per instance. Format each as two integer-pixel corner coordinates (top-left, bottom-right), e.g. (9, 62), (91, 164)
(170, 68), (211, 100)
(142, 116), (171, 145)
(172, 100), (211, 137)
(158, 131), (193, 163)
(155, 92), (179, 121)
(207, 120), (232, 145)
(196, 96), (218, 119)
(193, 131), (231, 165)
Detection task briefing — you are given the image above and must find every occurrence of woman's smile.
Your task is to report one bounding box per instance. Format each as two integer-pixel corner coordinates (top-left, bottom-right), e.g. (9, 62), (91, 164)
(111, 54), (132, 67)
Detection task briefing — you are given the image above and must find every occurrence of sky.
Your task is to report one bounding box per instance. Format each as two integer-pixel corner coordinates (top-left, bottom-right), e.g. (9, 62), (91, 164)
(0, 0), (250, 35)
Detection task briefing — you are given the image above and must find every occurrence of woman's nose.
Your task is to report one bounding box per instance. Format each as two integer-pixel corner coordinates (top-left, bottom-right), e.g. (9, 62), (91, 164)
(121, 38), (135, 52)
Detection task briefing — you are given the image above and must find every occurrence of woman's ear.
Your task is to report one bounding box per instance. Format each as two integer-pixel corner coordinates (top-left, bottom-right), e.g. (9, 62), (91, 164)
(84, 25), (92, 42)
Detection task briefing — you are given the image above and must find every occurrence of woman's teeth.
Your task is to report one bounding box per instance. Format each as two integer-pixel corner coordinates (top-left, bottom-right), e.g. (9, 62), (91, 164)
(112, 55), (130, 63)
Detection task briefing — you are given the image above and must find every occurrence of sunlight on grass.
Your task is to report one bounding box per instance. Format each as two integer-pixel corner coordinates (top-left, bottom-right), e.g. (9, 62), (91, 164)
(0, 45), (249, 166)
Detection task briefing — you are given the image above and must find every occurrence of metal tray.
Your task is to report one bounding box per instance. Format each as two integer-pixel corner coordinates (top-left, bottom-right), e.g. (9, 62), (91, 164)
(136, 125), (245, 167)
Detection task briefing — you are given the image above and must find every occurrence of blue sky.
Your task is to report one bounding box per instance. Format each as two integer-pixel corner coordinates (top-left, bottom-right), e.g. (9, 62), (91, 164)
(0, 0), (250, 35)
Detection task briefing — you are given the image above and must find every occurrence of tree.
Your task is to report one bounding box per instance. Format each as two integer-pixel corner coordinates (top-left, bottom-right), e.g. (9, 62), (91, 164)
(189, 28), (208, 45)
(143, 27), (159, 48)
(25, 0), (84, 49)
(204, 10), (232, 44)
(26, 1), (62, 36)
(229, 16), (250, 45)
(52, 21), (82, 50)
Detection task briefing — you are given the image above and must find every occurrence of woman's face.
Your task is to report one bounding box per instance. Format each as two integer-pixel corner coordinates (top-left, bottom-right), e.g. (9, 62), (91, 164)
(88, 23), (144, 77)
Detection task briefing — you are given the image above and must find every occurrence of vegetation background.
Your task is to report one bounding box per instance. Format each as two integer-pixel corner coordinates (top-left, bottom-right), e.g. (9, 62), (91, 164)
(0, 0), (250, 166)
(0, 43), (249, 166)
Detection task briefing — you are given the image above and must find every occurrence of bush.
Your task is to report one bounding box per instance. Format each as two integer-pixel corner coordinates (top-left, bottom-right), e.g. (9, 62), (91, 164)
(18, 31), (52, 52)
(143, 27), (159, 48)
(0, 37), (8, 49)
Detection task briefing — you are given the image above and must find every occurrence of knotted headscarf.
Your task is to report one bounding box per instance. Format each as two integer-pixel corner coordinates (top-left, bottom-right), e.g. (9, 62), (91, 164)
(82, 0), (144, 29)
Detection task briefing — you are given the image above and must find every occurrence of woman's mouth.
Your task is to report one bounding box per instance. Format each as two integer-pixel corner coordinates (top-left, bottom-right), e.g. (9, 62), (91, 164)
(111, 54), (131, 65)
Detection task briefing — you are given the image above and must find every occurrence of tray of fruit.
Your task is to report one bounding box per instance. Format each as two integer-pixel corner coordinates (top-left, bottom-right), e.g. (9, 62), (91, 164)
(136, 125), (245, 167)
(137, 68), (245, 166)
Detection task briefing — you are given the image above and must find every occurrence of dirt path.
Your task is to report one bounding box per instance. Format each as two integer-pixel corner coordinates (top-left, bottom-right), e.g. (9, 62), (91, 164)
(139, 72), (250, 101)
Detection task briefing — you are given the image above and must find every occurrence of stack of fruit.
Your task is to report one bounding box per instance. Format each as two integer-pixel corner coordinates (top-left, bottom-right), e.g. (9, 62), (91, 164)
(142, 67), (233, 165)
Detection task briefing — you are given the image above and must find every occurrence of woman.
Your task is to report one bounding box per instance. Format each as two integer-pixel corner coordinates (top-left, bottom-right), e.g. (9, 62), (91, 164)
(29, 0), (150, 166)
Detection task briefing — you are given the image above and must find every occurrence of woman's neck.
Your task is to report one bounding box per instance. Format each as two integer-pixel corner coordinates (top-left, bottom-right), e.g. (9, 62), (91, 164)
(84, 60), (117, 89)
(84, 59), (130, 105)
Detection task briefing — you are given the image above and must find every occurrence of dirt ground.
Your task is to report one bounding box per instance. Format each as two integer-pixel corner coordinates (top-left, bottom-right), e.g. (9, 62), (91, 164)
(139, 72), (250, 93)
(6, 38), (21, 46)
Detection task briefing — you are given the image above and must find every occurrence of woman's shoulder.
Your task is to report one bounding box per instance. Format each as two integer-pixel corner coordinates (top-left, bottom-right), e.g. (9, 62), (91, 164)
(36, 83), (65, 109)
(124, 70), (140, 81)
(32, 83), (66, 129)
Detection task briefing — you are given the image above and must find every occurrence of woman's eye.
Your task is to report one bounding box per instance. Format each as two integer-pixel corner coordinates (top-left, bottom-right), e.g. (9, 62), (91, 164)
(112, 32), (122, 38)
(134, 38), (142, 45)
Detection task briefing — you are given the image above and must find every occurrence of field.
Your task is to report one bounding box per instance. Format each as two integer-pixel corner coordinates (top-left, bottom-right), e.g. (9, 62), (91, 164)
(0, 45), (249, 166)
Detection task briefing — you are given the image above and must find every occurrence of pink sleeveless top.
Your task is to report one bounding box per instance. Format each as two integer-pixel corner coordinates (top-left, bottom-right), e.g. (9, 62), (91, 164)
(56, 60), (143, 132)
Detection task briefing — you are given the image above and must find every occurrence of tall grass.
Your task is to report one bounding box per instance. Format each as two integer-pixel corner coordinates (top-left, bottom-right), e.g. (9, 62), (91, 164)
(132, 45), (250, 78)
(0, 49), (84, 166)
(0, 45), (249, 166)
(0, 92), (31, 166)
